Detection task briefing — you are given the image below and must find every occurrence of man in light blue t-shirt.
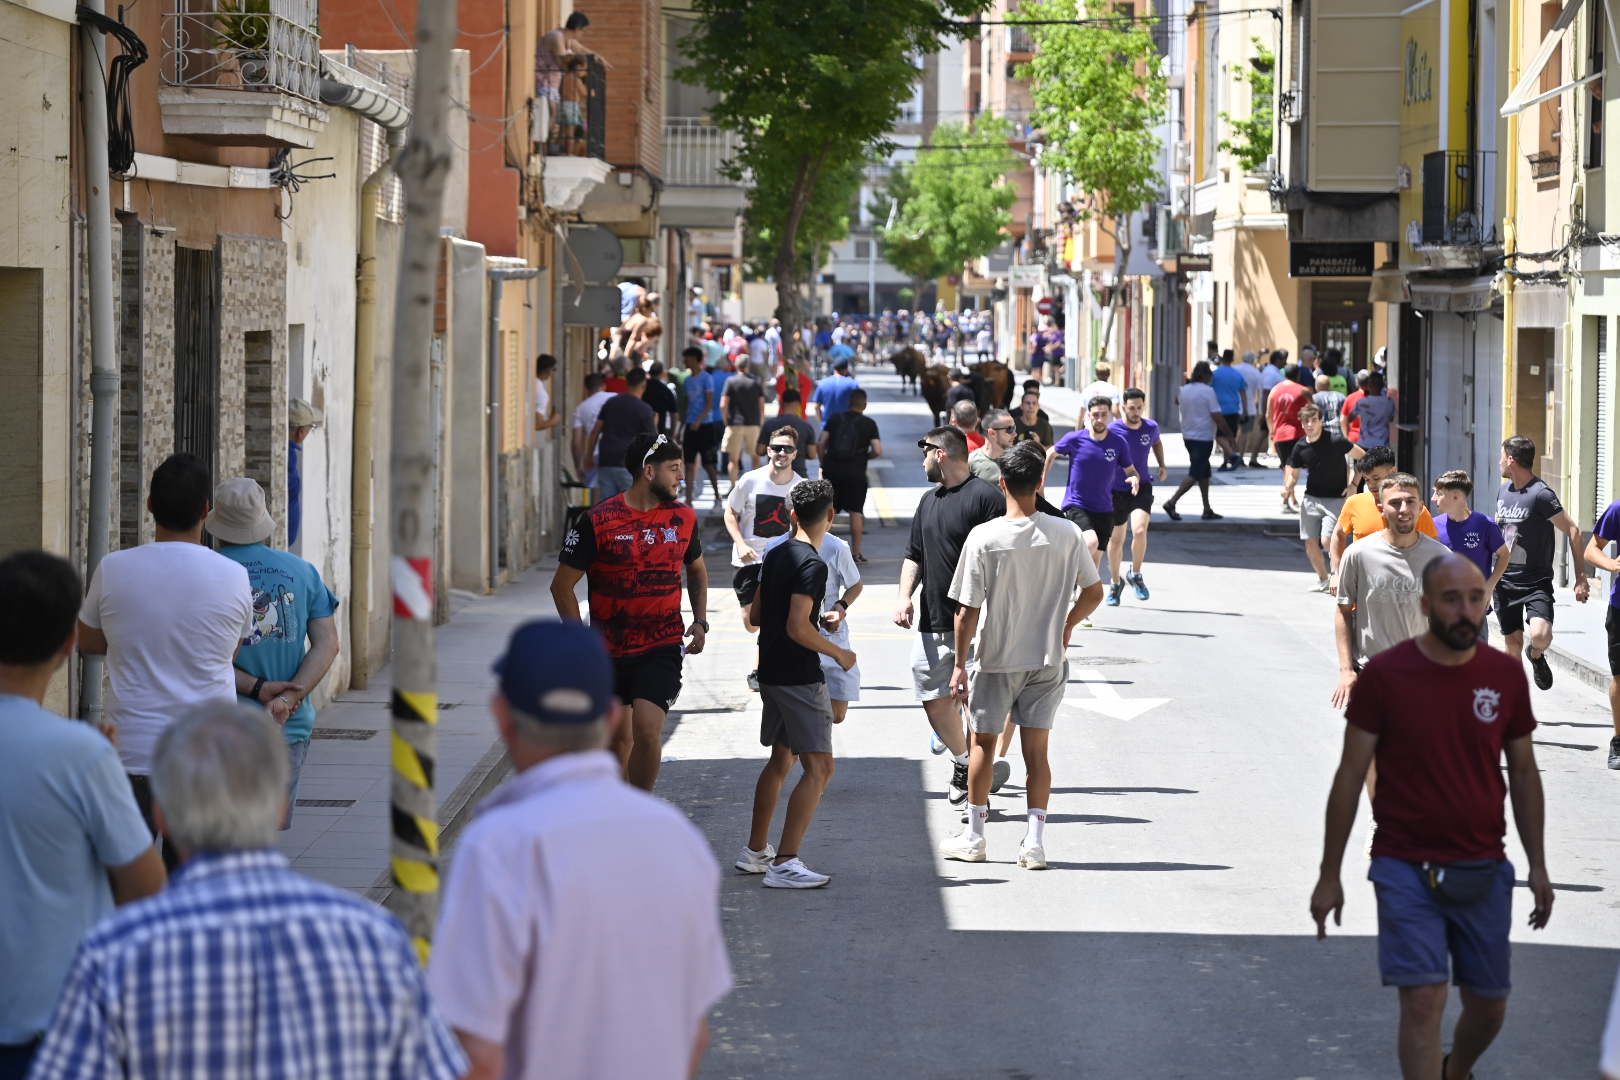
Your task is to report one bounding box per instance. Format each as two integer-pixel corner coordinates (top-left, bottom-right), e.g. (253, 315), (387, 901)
(0, 551), (163, 1077)
(1210, 350), (1247, 471)
(208, 478), (341, 830)
(811, 359), (862, 426)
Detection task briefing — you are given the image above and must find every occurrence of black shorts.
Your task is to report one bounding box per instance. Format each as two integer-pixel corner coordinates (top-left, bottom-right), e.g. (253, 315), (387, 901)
(1493, 580), (1554, 637)
(1064, 505), (1114, 550)
(824, 462), (869, 514)
(614, 646), (683, 712)
(1221, 413), (1242, 437)
(682, 422), (721, 465)
(1607, 606), (1620, 677)
(1111, 485), (1153, 525)
(733, 563), (763, 607)
(1275, 437), (1299, 467)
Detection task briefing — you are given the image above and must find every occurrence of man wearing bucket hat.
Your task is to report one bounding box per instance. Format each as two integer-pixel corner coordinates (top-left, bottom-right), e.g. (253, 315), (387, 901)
(210, 477), (340, 829)
(429, 619), (731, 1080)
(288, 398), (323, 547)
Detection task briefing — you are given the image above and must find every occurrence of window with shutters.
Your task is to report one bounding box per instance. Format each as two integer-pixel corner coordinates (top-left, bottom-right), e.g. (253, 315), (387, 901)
(1539, 1), (1565, 169)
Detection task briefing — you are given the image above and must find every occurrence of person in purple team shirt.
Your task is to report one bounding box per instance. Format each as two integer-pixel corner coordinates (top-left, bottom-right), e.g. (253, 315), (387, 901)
(1045, 396), (1140, 577)
(1430, 469), (1510, 644)
(1582, 497), (1620, 770)
(1104, 388), (1167, 607)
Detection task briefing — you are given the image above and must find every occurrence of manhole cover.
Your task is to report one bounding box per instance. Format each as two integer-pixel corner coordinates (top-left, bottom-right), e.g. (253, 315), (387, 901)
(1069, 655), (1141, 667)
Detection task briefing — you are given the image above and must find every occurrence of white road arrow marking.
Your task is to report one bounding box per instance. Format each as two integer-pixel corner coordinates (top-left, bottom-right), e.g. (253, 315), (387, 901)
(1066, 667), (1170, 721)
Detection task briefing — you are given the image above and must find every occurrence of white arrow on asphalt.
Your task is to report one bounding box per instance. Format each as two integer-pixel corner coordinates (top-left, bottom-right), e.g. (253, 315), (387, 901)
(1066, 667), (1170, 721)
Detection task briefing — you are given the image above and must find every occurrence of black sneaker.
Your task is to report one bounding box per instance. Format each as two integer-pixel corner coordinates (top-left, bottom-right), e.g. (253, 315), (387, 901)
(1527, 650), (1553, 691)
(1608, 737), (1620, 770)
(948, 759), (969, 806)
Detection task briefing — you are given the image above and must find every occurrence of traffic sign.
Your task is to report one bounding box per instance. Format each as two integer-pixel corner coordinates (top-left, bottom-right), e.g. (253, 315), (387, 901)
(1036, 297), (1054, 316)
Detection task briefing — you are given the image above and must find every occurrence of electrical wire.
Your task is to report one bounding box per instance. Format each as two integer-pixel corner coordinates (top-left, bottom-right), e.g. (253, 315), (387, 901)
(77, 5), (147, 177)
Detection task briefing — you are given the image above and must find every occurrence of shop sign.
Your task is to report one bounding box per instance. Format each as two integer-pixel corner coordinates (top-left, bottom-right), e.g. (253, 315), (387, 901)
(1289, 242), (1375, 278)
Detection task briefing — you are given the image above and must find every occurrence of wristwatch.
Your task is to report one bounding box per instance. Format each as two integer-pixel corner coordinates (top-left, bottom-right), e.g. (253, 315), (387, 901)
(835, 599), (850, 612)
(692, 618), (710, 631)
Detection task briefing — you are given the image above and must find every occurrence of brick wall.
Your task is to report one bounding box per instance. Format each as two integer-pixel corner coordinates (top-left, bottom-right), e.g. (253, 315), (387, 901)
(588, 0), (663, 177)
(217, 235), (289, 545)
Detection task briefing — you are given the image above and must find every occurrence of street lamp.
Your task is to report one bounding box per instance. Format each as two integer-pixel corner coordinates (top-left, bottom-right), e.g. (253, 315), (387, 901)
(868, 197), (897, 315)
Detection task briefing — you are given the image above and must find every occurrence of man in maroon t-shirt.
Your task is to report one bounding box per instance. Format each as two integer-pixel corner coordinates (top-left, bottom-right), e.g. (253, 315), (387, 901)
(1310, 553), (1553, 1080)
(551, 433), (709, 792)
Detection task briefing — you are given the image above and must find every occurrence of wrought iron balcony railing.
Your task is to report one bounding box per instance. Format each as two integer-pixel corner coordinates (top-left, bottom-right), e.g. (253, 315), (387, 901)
(663, 118), (741, 186)
(1420, 150), (1498, 247)
(162, 0), (321, 102)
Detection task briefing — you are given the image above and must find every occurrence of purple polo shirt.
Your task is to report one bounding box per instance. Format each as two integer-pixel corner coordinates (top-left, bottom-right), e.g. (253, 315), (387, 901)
(1594, 500), (1620, 607)
(1054, 427), (1131, 513)
(1108, 418), (1160, 493)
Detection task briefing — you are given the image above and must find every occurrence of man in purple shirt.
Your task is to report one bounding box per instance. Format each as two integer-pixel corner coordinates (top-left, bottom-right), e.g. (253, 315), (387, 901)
(1045, 396), (1139, 576)
(1583, 498), (1620, 769)
(1431, 469), (1510, 644)
(1104, 388), (1167, 606)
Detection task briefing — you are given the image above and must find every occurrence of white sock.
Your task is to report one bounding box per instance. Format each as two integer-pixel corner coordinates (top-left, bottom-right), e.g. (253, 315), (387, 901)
(967, 803), (988, 839)
(953, 751), (969, 766)
(1026, 808), (1047, 847)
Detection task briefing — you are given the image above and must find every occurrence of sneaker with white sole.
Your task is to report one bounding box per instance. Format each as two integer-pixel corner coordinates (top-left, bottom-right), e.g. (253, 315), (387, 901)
(947, 759), (970, 806)
(1017, 843), (1048, 870)
(939, 830), (987, 862)
(1609, 736), (1620, 770)
(1129, 571), (1150, 601)
(734, 843), (777, 874)
(991, 758), (1012, 794)
(747, 669), (761, 693)
(929, 731), (947, 755)
(762, 857), (830, 889)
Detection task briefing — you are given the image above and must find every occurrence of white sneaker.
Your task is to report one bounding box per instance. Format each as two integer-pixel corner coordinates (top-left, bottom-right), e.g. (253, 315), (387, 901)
(1017, 842), (1048, 870)
(939, 829), (987, 862)
(762, 857), (830, 889)
(735, 843), (776, 874)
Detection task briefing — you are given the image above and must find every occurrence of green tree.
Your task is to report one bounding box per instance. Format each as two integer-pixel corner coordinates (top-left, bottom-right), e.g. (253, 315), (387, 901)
(878, 116), (1019, 306)
(679, 0), (988, 352)
(1016, 0), (1166, 361)
(1219, 40), (1275, 173)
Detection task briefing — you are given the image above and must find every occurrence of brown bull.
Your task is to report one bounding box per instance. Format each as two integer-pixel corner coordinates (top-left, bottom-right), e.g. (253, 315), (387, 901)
(921, 364), (952, 426)
(973, 360), (1014, 412)
(890, 347), (924, 395)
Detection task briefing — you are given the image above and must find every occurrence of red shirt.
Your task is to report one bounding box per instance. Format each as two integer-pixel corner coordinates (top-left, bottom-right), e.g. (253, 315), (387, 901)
(965, 430), (986, 451)
(1267, 380), (1311, 443)
(604, 376), (629, 394)
(559, 495), (701, 657)
(1341, 389), (1365, 442)
(1348, 639), (1536, 862)
(775, 372), (815, 415)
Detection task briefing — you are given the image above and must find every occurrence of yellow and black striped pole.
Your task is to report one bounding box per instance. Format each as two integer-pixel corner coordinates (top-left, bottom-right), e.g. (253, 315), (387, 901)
(385, 0), (458, 965)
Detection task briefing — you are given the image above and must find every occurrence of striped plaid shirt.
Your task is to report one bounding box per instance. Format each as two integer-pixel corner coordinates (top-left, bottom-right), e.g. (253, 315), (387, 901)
(28, 850), (467, 1080)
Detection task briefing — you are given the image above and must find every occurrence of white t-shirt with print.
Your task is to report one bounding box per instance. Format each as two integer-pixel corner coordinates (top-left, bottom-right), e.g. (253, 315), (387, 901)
(764, 531), (861, 647)
(80, 542), (254, 774)
(726, 466), (803, 566)
(948, 513), (1099, 673)
(1178, 382), (1221, 441)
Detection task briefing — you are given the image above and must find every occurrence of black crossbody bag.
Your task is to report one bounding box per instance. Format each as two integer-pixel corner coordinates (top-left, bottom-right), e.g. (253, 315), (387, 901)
(1421, 860), (1500, 905)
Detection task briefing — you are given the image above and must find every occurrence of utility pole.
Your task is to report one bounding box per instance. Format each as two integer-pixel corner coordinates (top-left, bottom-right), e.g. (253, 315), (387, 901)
(387, 0), (458, 965)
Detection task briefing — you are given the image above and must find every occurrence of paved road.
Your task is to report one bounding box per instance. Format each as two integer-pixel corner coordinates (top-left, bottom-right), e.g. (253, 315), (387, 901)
(658, 368), (1620, 1079)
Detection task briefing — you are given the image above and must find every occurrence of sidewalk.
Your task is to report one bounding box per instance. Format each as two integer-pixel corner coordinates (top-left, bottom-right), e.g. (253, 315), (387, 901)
(1545, 580), (1619, 693)
(274, 562), (558, 899)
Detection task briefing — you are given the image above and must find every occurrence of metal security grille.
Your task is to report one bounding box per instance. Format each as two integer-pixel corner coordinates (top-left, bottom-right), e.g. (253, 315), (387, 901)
(173, 247), (218, 479)
(1597, 316), (1611, 520)
(312, 727), (378, 741)
(295, 798), (356, 808)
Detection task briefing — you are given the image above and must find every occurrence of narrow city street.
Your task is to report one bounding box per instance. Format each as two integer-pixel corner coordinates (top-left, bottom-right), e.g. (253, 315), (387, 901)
(637, 369), (1620, 1079)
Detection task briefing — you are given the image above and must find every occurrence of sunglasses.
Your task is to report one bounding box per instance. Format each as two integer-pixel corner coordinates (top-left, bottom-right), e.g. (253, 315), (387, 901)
(989, 425), (1015, 434)
(917, 440), (944, 454)
(768, 444), (797, 455)
(641, 433), (669, 466)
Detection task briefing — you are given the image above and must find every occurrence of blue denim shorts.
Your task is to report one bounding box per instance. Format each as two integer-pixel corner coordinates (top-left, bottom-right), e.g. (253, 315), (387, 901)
(1369, 856), (1514, 997)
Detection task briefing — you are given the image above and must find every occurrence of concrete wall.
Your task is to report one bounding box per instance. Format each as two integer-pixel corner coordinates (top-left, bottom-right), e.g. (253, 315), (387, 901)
(448, 238), (490, 591)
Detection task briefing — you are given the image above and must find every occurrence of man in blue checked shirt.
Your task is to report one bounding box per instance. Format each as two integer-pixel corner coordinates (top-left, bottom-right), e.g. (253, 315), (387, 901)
(28, 704), (466, 1080)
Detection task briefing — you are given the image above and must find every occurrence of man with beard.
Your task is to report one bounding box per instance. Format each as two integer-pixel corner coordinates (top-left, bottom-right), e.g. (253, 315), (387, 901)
(1312, 554), (1552, 1080)
(552, 433), (709, 791)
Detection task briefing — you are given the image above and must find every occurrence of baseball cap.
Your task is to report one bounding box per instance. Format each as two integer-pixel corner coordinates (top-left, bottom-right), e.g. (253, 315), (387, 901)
(492, 620), (613, 724)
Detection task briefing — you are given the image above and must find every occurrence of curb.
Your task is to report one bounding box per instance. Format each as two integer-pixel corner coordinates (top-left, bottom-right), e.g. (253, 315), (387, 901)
(1545, 644), (1614, 697)
(374, 738), (513, 910)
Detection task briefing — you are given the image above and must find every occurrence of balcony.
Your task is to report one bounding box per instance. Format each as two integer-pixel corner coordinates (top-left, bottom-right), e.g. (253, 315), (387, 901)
(658, 117), (747, 229)
(1411, 150), (1500, 271)
(541, 56), (611, 213)
(159, 0), (327, 148)
(1007, 26), (1035, 59)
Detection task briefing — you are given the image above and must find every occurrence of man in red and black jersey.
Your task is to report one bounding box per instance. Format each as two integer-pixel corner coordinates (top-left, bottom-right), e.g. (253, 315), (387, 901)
(551, 432), (709, 791)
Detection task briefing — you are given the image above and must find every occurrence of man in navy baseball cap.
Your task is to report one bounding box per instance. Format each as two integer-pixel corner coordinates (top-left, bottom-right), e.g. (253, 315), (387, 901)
(490, 619), (617, 739)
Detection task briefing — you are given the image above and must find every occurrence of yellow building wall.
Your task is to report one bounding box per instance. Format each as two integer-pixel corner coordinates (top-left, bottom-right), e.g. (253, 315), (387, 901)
(1398, 0), (1470, 263)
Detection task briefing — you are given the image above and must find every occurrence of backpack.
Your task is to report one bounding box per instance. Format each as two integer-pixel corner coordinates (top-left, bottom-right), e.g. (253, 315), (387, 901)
(826, 413), (870, 462)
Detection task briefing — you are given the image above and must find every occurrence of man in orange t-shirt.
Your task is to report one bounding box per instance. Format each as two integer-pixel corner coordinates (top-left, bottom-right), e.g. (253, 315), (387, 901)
(1329, 446), (1437, 578)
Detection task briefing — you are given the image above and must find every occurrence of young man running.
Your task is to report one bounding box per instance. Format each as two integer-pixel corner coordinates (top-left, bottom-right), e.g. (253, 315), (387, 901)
(736, 480), (856, 889)
(1432, 469), (1510, 643)
(1104, 388), (1166, 605)
(1494, 435), (1591, 689)
(551, 433), (709, 791)
(1283, 405), (1359, 592)
(1582, 500), (1620, 768)
(940, 443), (1104, 867)
(724, 428), (805, 633)
(1047, 396), (1140, 575)
(1329, 446), (1439, 573)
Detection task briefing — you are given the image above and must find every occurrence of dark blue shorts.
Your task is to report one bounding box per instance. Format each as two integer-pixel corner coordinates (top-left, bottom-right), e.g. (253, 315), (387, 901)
(1369, 856), (1514, 997)
(1185, 439), (1214, 481)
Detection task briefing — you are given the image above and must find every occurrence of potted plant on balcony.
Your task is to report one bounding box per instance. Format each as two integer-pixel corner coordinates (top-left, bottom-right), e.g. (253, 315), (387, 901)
(214, 0), (273, 87)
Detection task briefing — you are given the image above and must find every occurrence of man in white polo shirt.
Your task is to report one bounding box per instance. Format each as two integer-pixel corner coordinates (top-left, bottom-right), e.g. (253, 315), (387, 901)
(430, 620), (732, 1080)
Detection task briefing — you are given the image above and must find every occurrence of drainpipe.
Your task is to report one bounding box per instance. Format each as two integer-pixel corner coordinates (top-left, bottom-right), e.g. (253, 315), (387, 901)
(486, 260), (540, 592)
(321, 60), (410, 688)
(1501, 0), (1522, 441)
(78, 0), (118, 726)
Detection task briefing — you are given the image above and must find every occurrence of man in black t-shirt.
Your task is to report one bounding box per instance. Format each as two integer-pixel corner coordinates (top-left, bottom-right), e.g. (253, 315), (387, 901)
(1284, 404), (1362, 592)
(1494, 435), (1590, 689)
(819, 389), (883, 562)
(585, 368), (655, 503)
(642, 362), (678, 434)
(736, 480), (855, 890)
(722, 359), (767, 488)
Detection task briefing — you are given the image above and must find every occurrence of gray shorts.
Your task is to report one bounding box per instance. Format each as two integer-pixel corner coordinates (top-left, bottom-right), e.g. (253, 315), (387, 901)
(968, 662), (1068, 733)
(760, 681), (834, 755)
(1299, 494), (1343, 545)
(911, 631), (961, 702)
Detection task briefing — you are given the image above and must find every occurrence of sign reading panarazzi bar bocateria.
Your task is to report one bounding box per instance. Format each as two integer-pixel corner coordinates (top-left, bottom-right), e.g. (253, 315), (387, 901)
(1288, 242), (1375, 278)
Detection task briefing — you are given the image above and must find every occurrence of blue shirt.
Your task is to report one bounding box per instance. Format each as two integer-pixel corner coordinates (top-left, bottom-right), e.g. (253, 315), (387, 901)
(1435, 511), (1506, 582)
(0, 697), (153, 1041)
(219, 543), (339, 743)
(1108, 417), (1161, 492)
(827, 342), (856, 364)
(1211, 365), (1246, 414)
(287, 440), (302, 546)
(29, 850), (467, 1080)
(811, 373), (861, 425)
(705, 368), (728, 425)
(682, 369), (714, 426)
(1594, 500), (1620, 607)
(1054, 427), (1132, 513)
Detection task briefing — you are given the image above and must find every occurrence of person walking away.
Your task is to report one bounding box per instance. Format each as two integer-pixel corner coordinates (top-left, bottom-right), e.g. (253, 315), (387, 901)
(819, 389), (882, 562)
(895, 427), (1007, 806)
(811, 357), (861, 425)
(29, 704), (468, 1080)
(975, 322), (993, 362)
(937, 443), (1104, 868)
(1048, 396), (1141, 575)
(1341, 368), (1370, 443)
(1163, 361), (1224, 521)
(571, 371), (615, 488)
(210, 478), (340, 830)
(431, 620), (731, 1079)
(679, 347), (723, 507)
(951, 400), (986, 452)
(1014, 387), (1054, 447)
(0, 552), (164, 1080)
(1268, 364), (1313, 512)
(1311, 554), (1552, 1080)
(775, 359), (815, 416)
(1105, 389), (1166, 605)
(552, 434), (708, 791)
(587, 367), (656, 503)
(758, 389), (818, 479)
(969, 408), (1019, 484)
(1313, 373), (1347, 439)
(1079, 361), (1124, 417)
(947, 368), (977, 411)
(1211, 350), (1246, 469)
(1330, 447), (1441, 572)
(1323, 348), (1351, 394)
(1431, 470), (1511, 645)
(736, 481), (856, 888)
(1284, 405), (1360, 592)
(1494, 435), (1591, 691)
(1351, 371), (1397, 449)
(722, 358), (768, 488)
(1582, 498), (1620, 768)
(287, 398), (321, 547)
(643, 362), (679, 435)
(77, 453), (254, 872)
(1234, 351), (1267, 466)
